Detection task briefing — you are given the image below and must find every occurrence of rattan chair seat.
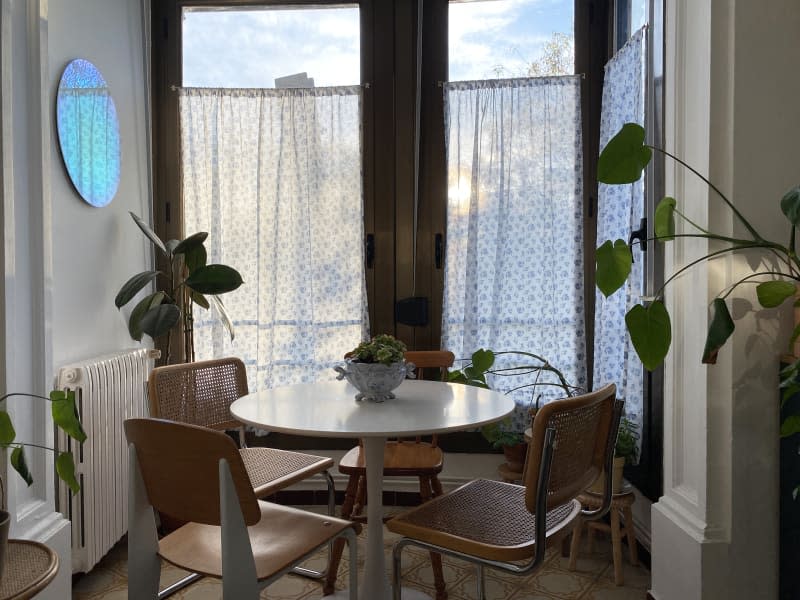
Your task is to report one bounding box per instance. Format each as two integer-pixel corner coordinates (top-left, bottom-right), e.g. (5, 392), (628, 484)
(158, 500), (357, 580)
(338, 441), (443, 475)
(387, 478), (581, 562)
(240, 448), (334, 498)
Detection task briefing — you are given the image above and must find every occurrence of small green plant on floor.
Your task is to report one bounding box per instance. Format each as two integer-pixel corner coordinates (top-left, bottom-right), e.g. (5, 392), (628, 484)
(615, 416), (640, 465)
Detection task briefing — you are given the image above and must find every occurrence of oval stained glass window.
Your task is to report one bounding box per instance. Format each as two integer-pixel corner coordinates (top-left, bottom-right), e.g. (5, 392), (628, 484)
(56, 59), (121, 207)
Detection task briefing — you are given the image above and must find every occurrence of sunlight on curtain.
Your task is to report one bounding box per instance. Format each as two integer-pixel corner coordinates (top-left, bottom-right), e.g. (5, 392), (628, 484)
(179, 86), (367, 391)
(442, 76), (585, 431)
(593, 26), (647, 430)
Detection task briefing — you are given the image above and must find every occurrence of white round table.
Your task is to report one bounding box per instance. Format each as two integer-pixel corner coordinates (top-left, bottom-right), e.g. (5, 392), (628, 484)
(231, 379), (514, 600)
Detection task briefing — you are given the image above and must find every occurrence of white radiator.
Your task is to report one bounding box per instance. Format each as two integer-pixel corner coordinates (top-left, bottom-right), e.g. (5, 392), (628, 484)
(56, 348), (158, 573)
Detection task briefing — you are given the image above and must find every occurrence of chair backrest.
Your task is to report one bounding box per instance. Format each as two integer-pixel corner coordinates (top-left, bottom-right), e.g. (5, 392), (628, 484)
(148, 357), (248, 431)
(403, 350), (455, 381)
(523, 383), (618, 513)
(124, 418), (261, 526)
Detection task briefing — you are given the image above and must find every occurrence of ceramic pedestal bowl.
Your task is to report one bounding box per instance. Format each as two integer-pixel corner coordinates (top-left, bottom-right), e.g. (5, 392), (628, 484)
(334, 359), (416, 402)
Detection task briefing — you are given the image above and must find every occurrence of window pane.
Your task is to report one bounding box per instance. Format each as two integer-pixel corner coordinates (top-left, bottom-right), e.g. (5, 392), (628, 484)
(449, 0), (574, 81)
(182, 6), (360, 88)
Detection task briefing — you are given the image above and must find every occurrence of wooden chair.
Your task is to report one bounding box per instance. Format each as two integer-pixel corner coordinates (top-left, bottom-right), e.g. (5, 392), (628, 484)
(124, 418), (360, 600)
(147, 357), (335, 586)
(386, 384), (623, 600)
(324, 350), (455, 598)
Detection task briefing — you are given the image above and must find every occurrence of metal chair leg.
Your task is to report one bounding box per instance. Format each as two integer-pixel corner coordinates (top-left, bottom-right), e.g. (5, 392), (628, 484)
(292, 470), (336, 580)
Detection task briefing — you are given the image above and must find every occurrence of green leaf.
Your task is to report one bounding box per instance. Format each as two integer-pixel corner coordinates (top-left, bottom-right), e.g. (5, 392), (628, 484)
(654, 197), (676, 240)
(56, 452), (80, 494)
(781, 415), (800, 438)
(701, 299), (735, 364)
(129, 212), (167, 255)
(793, 485), (799, 502)
(471, 349), (495, 375)
(781, 186), (800, 227)
(791, 323), (800, 350)
(173, 232), (209, 255)
(51, 389), (87, 443)
(191, 292), (210, 310)
(597, 123), (653, 184)
(208, 295), (235, 342)
(139, 304), (181, 339)
(114, 271), (159, 308)
(184, 244), (208, 273)
(11, 446), (32, 486)
(0, 411), (15, 446)
(184, 264), (243, 295)
(756, 280), (796, 308)
(625, 301), (671, 371)
(128, 292), (166, 342)
(596, 240), (632, 297)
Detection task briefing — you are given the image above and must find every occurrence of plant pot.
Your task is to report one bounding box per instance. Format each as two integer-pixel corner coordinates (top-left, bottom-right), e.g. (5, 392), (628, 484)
(502, 442), (528, 473)
(0, 510), (9, 581)
(588, 456), (626, 495)
(334, 359), (415, 402)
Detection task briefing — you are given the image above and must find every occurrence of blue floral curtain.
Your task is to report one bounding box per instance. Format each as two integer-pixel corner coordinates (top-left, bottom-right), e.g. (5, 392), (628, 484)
(441, 76), (586, 431)
(179, 87), (367, 391)
(593, 26), (647, 431)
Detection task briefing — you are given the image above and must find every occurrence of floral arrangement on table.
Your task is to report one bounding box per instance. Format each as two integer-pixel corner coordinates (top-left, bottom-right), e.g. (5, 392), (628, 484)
(336, 334), (414, 402)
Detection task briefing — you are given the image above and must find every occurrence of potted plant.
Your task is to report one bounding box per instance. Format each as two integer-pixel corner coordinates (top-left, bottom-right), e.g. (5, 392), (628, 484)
(0, 390), (85, 579)
(114, 212), (244, 364)
(448, 348), (580, 472)
(335, 334), (415, 402)
(590, 415), (639, 494)
(595, 122), (800, 495)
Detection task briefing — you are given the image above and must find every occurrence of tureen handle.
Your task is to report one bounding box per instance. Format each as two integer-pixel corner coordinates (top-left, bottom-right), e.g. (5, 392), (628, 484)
(334, 365), (348, 380)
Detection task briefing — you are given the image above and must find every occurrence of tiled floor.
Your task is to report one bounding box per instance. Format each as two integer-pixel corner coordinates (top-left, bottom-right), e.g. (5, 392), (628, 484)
(72, 507), (650, 599)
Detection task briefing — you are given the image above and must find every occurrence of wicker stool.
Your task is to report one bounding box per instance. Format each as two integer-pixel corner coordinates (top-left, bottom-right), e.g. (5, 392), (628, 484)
(568, 490), (637, 586)
(0, 540), (59, 600)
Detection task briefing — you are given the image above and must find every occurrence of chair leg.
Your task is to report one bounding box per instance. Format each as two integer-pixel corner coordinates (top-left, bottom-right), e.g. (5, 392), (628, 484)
(476, 564), (486, 600)
(323, 475), (359, 595)
(610, 508), (624, 586)
(292, 470), (336, 580)
(624, 504), (639, 566)
(568, 518), (582, 571)
(353, 474), (367, 517)
(419, 476), (448, 600)
(430, 473), (443, 497)
(128, 446), (162, 599)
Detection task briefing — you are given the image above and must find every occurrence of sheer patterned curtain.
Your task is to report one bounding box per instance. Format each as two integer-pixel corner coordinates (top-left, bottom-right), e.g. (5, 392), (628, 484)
(593, 26), (647, 428)
(442, 77), (585, 431)
(179, 86), (367, 391)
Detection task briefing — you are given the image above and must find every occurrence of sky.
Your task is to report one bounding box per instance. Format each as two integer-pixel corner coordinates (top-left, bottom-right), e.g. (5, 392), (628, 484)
(182, 0), (646, 88)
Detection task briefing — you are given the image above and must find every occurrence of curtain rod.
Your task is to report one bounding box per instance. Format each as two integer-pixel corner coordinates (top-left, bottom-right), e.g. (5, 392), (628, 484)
(170, 82), (371, 92)
(438, 73), (586, 87)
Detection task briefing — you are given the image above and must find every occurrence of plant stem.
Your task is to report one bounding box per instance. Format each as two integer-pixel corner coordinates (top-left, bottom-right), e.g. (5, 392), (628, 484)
(719, 271), (800, 300)
(0, 393), (53, 403)
(674, 208), (710, 235)
(648, 145), (763, 241)
(655, 243), (776, 298)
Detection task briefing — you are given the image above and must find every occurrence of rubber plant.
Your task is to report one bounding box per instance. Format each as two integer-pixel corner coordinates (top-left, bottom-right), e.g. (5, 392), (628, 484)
(448, 349), (580, 448)
(596, 123), (800, 494)
(115, 213), (244, 364)
(0, 390), (85, 505)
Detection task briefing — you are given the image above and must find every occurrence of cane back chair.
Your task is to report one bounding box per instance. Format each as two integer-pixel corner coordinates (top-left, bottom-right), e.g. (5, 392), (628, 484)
(386, 383), (623, 600)
(324, 350), (455, 598)
(147, 357), (336, 587)
(125, 418), (360, 600)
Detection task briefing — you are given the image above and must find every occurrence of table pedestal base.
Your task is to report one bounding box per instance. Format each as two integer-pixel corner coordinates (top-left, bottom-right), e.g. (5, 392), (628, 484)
(325, 587), (432, 600)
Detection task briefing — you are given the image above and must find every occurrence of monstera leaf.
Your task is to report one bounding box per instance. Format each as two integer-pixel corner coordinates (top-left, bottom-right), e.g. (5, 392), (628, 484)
(598, 123), (652, 184)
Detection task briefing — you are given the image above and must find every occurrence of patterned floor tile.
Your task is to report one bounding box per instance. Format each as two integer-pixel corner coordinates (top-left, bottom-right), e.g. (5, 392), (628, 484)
(72, 506), (651, 600)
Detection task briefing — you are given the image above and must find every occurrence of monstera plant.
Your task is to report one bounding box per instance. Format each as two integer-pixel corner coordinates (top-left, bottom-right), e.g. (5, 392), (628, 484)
(596, 123), (800, 467)
(115, 213), (243, 364)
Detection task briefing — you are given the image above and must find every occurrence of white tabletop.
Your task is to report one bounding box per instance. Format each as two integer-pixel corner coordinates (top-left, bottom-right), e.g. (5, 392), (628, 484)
(230, 379), (515, 438)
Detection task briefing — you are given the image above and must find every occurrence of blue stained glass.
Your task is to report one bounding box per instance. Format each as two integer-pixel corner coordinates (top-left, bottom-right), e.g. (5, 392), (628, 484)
(56, 59), (121, 207)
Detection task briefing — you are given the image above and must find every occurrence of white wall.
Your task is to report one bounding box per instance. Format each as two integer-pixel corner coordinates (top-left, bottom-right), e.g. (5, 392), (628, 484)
(651, 1), (799, 598)
(48, 0), (152, 366)
(1, 1), (150, 597)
